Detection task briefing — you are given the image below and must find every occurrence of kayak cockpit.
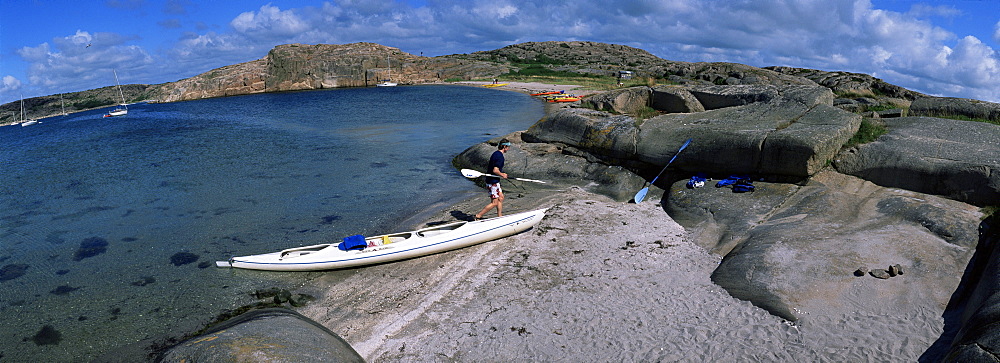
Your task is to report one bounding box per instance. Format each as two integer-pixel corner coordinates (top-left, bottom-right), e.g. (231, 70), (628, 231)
(415, 221), (467, 237)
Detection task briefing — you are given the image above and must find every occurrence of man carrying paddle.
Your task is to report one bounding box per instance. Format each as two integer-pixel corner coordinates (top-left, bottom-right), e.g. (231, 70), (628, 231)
(474, 139), (510, 220)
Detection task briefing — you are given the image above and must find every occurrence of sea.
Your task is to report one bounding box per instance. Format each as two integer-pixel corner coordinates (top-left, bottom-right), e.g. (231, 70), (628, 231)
(0, 85), (544, 361)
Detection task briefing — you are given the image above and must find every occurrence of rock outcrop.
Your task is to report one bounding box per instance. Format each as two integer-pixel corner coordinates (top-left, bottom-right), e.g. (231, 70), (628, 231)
(666, 170), (981, 322)
(834, 116), (1000, 207)
(765, 66), (925, 100)
(909, 96), (1000, 122)
(943, 214), (1000, 361)
(455, 82), (996, 360)
(515, 85), (859, 185)
(159, 308), (363, 362)
(152, 43), (513, 102)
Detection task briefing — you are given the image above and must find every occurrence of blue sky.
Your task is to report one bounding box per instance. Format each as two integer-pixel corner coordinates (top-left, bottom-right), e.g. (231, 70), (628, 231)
(2, 0), (999, 105)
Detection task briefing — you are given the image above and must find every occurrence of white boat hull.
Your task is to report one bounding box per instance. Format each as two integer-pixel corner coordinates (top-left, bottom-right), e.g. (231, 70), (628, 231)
(376, 82), (397, 87)
(105, 108), (127, 117)
(217, 208), (547, 271)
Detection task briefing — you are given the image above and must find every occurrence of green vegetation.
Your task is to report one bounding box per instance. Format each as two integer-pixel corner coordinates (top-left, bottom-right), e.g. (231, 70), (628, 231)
(845, 117), (888, 148)
(983, 205), (998, 220)
(508, 64), (592, 78)
(632, 106), (661, 120)
(72, 99), (111, 109)
(490, 70), (670, 92)
(507, 54), (570, 65)
(859, 104), (904, 113)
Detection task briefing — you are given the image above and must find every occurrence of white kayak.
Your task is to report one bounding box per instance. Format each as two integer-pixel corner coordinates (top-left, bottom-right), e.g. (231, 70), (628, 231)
(216, 208), (547, 271)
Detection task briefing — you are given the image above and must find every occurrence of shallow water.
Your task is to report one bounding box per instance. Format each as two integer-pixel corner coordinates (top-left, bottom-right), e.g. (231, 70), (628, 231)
(0, 85), (543, 361)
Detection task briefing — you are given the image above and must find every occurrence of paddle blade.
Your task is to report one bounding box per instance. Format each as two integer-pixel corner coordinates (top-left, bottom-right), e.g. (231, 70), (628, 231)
(633, 187), (649, 203)
(461, 169), (484, 178)
(514, 177), (547, 184)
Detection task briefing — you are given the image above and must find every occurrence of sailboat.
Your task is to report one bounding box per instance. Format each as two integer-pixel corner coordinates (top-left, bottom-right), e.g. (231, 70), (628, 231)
(19, 96), (38, 126)
(103, 70), (128, 117)
(376, 55), (397, 87)
(60, 94), (68, 116)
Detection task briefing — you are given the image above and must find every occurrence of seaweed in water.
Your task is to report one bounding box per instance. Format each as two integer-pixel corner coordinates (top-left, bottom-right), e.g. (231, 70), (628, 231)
(170, 252), (199, 266)
(0, 264), (29, 282)
(31, 325), (61, 345)
(50, 285), (79, 295)
(73, 237), (109, 261)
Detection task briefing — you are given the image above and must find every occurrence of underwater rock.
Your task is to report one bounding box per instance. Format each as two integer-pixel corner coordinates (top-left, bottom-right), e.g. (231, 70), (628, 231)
(170, 252), (199, 266)
(321, 215), (342, 224)
(50, 285), (79, 295)
(73, 237), (109, 261)
(31, 325), (61, 345)
(130, 276), (156, 287)
(197, 261), (212, 269)
(0, 264), (29, 282)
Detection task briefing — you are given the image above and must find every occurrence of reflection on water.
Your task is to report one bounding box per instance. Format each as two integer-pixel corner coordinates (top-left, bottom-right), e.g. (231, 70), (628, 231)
(0, 85), (543, 361)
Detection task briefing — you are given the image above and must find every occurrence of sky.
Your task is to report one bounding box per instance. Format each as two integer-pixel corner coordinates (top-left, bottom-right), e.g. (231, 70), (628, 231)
(1, 0), (999, 105)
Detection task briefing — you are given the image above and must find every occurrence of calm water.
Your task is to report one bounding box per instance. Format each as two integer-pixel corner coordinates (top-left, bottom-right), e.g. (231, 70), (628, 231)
(0, 85), (543, 361)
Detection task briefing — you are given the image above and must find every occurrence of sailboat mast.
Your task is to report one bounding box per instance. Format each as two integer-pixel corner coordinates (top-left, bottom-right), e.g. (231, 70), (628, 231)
(114, 70), (127, 107)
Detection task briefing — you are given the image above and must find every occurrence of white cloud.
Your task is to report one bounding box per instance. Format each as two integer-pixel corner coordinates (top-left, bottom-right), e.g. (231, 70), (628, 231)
(995, 19), (1000, 44)
(1, 76), (22, 93)
(7, 0), (1000, 104)
(12, 30), (153, 99)
(231, 5), (311, 40)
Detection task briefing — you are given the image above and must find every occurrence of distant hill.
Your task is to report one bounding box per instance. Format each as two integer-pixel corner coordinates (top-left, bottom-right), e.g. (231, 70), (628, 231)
(1, 41), (926, 125)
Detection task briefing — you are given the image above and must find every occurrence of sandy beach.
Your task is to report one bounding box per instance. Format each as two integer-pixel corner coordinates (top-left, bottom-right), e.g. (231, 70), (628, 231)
(299, 191), (943, 361)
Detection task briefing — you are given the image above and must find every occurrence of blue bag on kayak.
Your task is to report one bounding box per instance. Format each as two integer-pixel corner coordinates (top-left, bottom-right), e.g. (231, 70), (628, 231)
(339, 235), (367, 251)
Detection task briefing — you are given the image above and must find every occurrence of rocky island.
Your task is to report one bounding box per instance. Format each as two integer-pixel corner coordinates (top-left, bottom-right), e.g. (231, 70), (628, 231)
(10, 41), (998, 361)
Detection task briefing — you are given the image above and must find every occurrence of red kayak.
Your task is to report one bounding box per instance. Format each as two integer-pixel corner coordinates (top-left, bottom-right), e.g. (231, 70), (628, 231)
(531, 91), (564, 96)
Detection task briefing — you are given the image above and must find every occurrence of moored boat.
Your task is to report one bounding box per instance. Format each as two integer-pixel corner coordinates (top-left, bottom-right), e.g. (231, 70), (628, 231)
(547, 97), (581, 102)
(216, 208), (547, 271)
(104, 70), (129, 117)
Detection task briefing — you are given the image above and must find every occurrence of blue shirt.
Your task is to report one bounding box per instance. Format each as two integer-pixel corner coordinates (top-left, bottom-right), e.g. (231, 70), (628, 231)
(485, 150), (505, 184)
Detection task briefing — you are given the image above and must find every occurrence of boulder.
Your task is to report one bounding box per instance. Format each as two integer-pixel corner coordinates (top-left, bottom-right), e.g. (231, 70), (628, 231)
(159, 308), (363, 362)
(581, 86), (652, 115)
(634, 86), (858, 178)
(909, 97), (1000, 122)
(665, 170), (982, 322)
(650, 86), (705, 113)
(686, 85), (781, 110)
(453, 132), (647, 201)
(834, 116), (1000, 207)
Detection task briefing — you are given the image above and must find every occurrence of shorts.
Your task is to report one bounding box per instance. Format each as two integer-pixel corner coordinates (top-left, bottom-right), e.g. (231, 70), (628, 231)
(487, 182), (503, 199)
